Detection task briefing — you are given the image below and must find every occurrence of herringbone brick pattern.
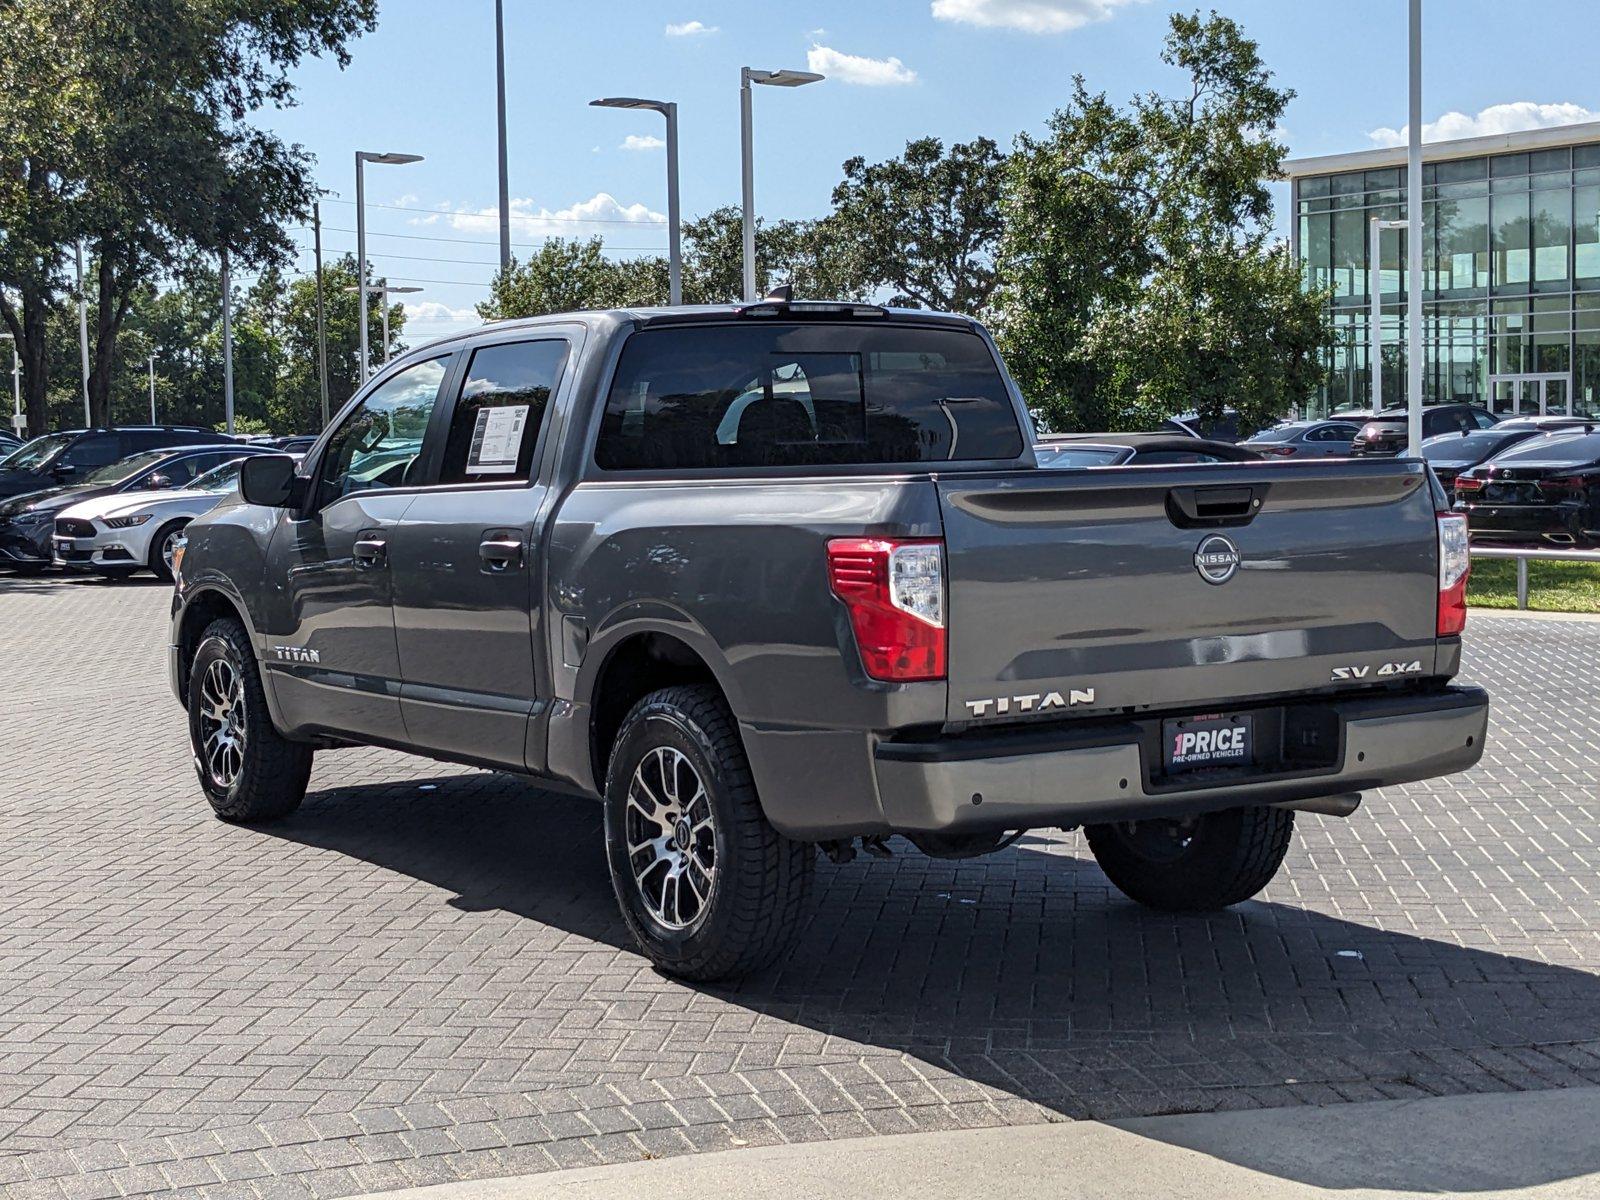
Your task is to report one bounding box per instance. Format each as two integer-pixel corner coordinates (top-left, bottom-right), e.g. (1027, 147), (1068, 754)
(1, 576), (1596, 1198)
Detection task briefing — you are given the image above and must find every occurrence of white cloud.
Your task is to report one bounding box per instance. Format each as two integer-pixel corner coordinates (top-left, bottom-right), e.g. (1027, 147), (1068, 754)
(407, 193), (665, 240)
(930, 0), (1135, 34)
(403, 301), (480, 328)
(1368, 101), (1600, 147)
(665, 19), (717, 36)
(392, 193), (420, 207)
(806, 44), (916, 87)
(619, 134), (666, 152)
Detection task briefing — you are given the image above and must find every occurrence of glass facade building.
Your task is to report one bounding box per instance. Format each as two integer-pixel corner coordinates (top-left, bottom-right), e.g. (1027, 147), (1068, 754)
(1288, 125), (1600, 418)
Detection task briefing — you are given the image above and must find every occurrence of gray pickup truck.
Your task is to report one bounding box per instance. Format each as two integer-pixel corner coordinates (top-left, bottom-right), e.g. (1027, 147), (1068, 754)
(169, 298), (1488, 980)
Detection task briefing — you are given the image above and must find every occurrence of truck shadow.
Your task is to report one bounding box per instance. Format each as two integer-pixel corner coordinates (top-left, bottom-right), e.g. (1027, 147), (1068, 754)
(264, 769), (1600, 1195)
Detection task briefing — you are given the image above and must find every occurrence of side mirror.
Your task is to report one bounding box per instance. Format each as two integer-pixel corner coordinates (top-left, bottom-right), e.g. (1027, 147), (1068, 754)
(239, 455), (307, 510)
(52, 462), (75, 479)
(143, 473), (172, 490)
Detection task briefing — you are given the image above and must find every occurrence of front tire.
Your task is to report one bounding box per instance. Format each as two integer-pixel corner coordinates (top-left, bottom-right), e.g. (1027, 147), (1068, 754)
(148, 520), (188, 581)
(1085, 805), (1294, 911)
(188, 617), (313, 823)
(603, 685), (813, 981)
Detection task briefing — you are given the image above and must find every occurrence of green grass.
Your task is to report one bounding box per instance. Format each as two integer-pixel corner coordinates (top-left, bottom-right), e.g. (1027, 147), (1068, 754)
(1468, 557), (1600, 614)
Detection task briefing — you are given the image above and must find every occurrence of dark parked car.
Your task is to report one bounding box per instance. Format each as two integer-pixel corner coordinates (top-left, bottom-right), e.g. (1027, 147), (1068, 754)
(1494, 415), (1600, 434)
(1453, 430), (1600, 546)
(1159, 409), (1264, 443)
(1421, 426), (1563, 498)
(0, 444), (267, 571)
(169, 299), (1485, 981)
(0, 426), (234, 500)
(1350, 405), (1498, 456)
(1241, 419), (1365, 459)
(0, 431), (22, 457)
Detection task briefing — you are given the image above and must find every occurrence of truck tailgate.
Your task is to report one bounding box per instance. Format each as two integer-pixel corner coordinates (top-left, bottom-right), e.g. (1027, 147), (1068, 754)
(935, 460), (1442, 724)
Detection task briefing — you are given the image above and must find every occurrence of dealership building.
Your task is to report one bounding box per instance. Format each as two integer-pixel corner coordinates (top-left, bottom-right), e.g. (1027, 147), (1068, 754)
(1287, 122), (1600, 419)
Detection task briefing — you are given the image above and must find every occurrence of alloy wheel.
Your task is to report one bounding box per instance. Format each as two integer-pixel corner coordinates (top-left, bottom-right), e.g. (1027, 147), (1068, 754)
(198, 657), (246, 789)
(625, 745), (717, 930)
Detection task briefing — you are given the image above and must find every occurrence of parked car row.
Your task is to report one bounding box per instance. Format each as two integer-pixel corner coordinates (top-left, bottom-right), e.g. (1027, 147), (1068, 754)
(0, 426), (311, 578)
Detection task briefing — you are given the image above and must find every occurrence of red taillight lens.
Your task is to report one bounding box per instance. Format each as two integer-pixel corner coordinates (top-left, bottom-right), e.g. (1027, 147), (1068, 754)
(827, 537), (946, 682)
(1257, 444), (1297, 457)
(1536, 474), (1585, 496)
(1437, 512), (1470, 636)
(1454, 474), (1483, 494)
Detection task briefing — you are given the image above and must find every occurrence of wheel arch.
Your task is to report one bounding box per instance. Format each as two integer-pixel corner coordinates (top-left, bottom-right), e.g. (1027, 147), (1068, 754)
(174, 586), (261, 709)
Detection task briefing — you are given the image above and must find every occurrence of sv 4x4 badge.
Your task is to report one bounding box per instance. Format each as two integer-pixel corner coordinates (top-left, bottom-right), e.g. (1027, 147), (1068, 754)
(1332, 659), (1421, 681)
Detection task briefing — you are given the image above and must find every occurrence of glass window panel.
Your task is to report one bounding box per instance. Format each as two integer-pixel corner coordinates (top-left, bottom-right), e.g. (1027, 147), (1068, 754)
(1433, 194), (1488, 293)
(1303, 210), (1332, 293)
(1576, 145), (1600, 170)
(1532, 188), (1572, 286)
(1530, 148), (1570, 173)
(1576, 185), (1600, 283)
(1576, 329), (1600, 415)
(1331, 204), (1366, 301)
(1331, 172), (1365, 196)
(1530, 171), (1569, 191)
(1492, 190), (1531, 289)
(1299, 175), (1331, 198)
(1365, 168), (1401, 189)
(1491, 152), (1530, 178)
(1435, 157), (1487, 184)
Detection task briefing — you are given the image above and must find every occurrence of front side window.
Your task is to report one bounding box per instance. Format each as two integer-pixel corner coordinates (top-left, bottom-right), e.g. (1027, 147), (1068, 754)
(440, 339), (569, 484)
(2, 432), (74, 471)
(85, 449), (166, 485)
(61, 433), (124, 471)
(192, 459), (250, 494)
(595, 323), (1023, 471)
(317, 357), (448, 506)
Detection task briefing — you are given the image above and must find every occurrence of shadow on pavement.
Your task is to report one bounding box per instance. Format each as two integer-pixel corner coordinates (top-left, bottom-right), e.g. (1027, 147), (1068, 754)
(264, 767), (1600, 1191)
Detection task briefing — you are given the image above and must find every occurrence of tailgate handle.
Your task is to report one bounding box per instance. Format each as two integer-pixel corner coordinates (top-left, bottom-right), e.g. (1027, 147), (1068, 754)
(1166, 485), (1263, 529)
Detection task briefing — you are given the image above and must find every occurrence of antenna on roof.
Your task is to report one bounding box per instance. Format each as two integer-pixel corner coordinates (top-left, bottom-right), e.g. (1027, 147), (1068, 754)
(763, 283), (793, 303)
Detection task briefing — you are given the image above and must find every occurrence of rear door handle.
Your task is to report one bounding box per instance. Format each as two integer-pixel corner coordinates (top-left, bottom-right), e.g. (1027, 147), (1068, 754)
(479, 530), (525, 572)
(352, 532), (387, 568)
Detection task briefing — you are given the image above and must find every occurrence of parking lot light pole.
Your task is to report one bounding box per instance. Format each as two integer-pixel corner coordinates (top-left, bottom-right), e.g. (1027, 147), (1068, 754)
(0, 333), (21, 437)
(355, 151), (425, 383)
(1369, 216), (1407, 414)
(1406, 0), (1424, 455)
(221, 248), (234, 435)
(591, 97), (682, 305)
(347, 281), (422, 367)
(147, 352), (159, 424)
(739, 67), (824, 302)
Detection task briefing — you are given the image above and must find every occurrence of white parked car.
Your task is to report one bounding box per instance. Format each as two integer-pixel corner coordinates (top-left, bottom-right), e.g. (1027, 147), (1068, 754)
(53, 454), (294, 580)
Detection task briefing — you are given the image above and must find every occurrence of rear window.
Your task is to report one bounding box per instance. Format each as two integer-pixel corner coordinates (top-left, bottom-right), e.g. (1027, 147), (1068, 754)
(1246, 424), (1298, 443)
(1491, 432), (1600, 465)
(1035, 445), (1127, 468)
(1423, 431), (1511, 460)
(594, 322), (1023, 471)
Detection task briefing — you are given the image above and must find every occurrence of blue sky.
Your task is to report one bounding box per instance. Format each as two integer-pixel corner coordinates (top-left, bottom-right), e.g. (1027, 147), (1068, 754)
(265, 0), (1600, 340)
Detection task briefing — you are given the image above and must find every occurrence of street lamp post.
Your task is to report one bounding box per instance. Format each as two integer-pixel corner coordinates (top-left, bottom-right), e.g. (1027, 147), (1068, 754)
(355, 150), (425, 384)
(0, 333), (21, 437)
(1405, 0), (1424, 456)
(739, 67), (824, 302)
(495, 0), (512, 276)
(74, 242), (91, 425)
(591, 96), (682, 304)
(346, 280), (423, 367)
(147, 352), (159, 425)
(221, 248), (234, 434)
(1369, 216), (1407, 413)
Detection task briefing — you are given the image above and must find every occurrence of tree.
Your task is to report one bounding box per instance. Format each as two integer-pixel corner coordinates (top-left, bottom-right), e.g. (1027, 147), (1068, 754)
(0, 0), (377, 429)
(994, 12), (1330, 432)
(828, 137), (1006, 313)
(279, 254), (404, 431)
(478, 238), (666, 320)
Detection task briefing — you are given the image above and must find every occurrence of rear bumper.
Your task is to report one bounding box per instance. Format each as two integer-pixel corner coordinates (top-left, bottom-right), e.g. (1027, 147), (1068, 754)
(871, 685), (1488, 835)
(1459, 501), (1592, 544)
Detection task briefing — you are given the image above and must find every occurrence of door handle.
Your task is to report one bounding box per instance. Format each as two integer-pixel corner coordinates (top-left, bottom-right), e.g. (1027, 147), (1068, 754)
(352, 532), (387, 568)
(479, 531), (525, 572)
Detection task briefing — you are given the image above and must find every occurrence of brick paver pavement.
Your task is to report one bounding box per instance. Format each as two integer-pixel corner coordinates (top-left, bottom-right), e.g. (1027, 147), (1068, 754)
(1, 576), (1597, 1197)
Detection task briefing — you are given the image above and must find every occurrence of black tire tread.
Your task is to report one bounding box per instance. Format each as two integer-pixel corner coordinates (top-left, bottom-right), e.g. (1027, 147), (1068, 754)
(1085, 805), (1295, 911)
(192, 617), (312, 824)
(606, 684), (812, 980)
(147, 519), (188, 581)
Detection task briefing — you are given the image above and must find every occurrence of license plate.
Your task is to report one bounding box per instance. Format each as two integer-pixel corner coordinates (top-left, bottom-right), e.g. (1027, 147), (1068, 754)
(1163, 713), (1253, 773)
(53, 538), (74, 552)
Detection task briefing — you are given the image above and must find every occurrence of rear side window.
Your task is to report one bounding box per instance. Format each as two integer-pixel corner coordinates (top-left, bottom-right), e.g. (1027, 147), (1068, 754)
(60, 433), (123, 469)
(594, 323), (1023, 471)
(440, 339), (569, 484)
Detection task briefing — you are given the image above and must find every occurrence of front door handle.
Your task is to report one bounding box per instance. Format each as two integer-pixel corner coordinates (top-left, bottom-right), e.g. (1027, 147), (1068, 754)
(352, 531), (387, 568)
(479, 530), (525, 572)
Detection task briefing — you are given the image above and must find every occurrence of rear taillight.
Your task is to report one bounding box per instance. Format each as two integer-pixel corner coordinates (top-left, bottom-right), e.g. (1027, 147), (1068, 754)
(1454, 474), (1483, 494)
(826, 538), (946, 681)
(1536, 474), (1585, 496)
(1437, 512), (1470, 636)
(1258, 445), (1297, 457)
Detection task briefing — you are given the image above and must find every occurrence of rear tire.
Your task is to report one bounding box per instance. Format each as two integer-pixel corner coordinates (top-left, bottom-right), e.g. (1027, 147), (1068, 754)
(1085, 805), (1294, 911)
(148, 520), (188, 581)
(603, 685), (813, 981)
(187, 617), (312, 823)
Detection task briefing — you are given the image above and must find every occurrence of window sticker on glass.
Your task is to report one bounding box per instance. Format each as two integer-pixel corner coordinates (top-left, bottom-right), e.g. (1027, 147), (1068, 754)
(467, 404), (530, 474)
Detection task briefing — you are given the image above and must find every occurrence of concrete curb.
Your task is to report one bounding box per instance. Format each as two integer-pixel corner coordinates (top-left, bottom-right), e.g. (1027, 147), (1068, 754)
(354, 1086), (1600, 1200)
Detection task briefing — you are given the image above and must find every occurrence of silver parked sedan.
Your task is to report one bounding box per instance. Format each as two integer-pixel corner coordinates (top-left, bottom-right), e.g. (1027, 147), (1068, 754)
(1240, 419), (1365, 459)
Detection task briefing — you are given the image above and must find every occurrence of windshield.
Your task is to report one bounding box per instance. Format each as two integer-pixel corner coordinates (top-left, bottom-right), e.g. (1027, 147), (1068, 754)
(1035, 444), (1128, 467)
(83, 449), (168, 485)
(1, 432), (74, 471)
(192, 459), (248, 494)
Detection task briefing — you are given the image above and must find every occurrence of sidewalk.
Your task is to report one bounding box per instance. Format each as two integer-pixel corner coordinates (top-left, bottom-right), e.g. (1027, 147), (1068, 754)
(361, 1086), (1600, 1200)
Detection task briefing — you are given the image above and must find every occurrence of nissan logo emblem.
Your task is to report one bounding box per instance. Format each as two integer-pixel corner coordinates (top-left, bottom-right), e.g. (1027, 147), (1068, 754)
(1194, 534), (1241, 585)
